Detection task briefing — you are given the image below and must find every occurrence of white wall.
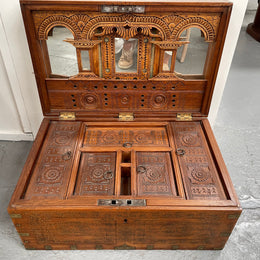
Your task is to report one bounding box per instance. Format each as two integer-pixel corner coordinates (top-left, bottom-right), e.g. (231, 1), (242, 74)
(0, 0), (249, 140)
(0, 50), (30, 140)
(0, 0), (42, 141)
(208, 0), (249, 124)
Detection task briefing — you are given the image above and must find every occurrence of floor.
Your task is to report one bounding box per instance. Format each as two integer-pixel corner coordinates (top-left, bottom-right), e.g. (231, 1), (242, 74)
(0, 12), (259, 260)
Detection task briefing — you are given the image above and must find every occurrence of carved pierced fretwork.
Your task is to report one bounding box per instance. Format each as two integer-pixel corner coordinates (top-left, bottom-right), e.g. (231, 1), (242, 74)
(82, 14), (170, 40)
(152, 72), (181, 80)
(151, 40), (189, 50)
(35, 12), (220, 42)
(172, 122), (226, 200)
(64, 39), (102, 48)
(172, 17), (216, 42)
(34, 11), (220, 80)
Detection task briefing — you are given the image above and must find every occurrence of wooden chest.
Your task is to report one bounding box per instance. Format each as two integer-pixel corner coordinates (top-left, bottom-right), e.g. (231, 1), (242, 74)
(8, 0), (241, 250)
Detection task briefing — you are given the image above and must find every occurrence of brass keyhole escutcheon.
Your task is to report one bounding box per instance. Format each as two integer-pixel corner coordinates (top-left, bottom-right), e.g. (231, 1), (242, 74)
(62, 151), (72, 161)
(103, 171), (113, 180)
(123, 142), (132, 148)
(176, 148), (185, 156)
(137, 165), (147, 174)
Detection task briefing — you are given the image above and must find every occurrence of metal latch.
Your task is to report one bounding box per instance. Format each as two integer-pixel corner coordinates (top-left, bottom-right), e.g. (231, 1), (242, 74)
(177, 113), (192, 121)
(101, 5), (145, 13)
(118, 112), (134, 121)
(59, 112), (75, 120)
(98, 199), (146, 206)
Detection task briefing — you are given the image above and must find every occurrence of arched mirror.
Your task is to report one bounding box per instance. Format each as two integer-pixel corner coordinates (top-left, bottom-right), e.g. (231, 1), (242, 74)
(45, 26), (78, 77)
(175, 27), (209, 76)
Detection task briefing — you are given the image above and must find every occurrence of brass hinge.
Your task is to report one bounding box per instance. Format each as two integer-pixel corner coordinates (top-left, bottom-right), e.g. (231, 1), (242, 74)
(118, 112), (134, 121)
(177, 113), (192, 121)
(59, 112), (75, 120)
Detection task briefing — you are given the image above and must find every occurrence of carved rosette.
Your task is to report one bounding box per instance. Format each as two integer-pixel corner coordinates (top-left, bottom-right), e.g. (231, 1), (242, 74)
(151, 94), (167, 108)
(188, 166), (213, 184)
(81, 94), (99, 109)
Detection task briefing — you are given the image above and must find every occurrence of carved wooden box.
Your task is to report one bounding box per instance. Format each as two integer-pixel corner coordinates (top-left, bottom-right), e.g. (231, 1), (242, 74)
(8, 0), (241, 250)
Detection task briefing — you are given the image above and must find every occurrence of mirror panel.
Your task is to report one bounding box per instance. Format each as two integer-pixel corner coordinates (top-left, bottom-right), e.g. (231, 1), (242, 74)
(46, 26), (78, 77)
(162, 51), (173, 72)
(115, 38), (138, 73)
(81, 50), (90, 71)
(175, 28), (209, 75)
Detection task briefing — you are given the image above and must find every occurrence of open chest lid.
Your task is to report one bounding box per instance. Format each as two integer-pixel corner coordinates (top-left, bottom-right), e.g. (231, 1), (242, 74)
(20, 0), (232, 121)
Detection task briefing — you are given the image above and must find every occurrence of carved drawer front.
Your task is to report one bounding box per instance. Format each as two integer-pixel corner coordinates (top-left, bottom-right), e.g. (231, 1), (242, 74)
(136, 152), (177, 196)
(74, 153), (116, 196)
(83, 126), (169, 147)
(172, 122), (226, 200)
(24, 121), (81, 200)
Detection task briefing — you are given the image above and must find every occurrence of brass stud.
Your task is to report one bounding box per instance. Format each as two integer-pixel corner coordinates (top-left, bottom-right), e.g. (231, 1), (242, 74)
(19, 233), (29, 237)
(104, 37), (109, 42)
(221, 232), (231, 237)
(10, 214), (22, 219)
(44, 245), (52, 250)
(228, 214), (240, 219)
(197, 246), (204, 250)
(105, 68), (110, 72)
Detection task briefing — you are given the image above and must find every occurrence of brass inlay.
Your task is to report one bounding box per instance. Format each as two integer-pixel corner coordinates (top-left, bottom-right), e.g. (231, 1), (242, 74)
(19, 233), (29, 237)
(114, 244), (136, 250)
(10, 214), (22, 219)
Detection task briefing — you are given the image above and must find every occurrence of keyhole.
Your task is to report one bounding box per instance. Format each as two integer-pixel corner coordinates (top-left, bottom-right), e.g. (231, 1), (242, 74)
(124, 219), (128, 223)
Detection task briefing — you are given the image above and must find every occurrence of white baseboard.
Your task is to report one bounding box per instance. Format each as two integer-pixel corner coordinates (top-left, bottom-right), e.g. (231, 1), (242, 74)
(0, 132), (34, 141)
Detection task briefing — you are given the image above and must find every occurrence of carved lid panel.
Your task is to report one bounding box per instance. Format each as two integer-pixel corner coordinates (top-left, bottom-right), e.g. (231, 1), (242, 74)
(21, 1), (232, 116)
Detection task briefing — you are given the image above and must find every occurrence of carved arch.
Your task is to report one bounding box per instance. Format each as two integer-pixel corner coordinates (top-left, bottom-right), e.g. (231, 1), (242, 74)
(38, 16), (81, 40)
(81, 14), (171, 40)
(172, 17), (216, 42)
